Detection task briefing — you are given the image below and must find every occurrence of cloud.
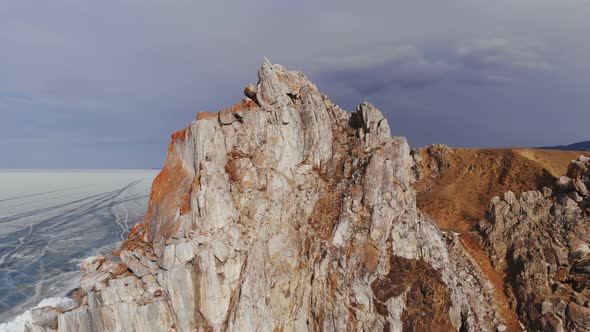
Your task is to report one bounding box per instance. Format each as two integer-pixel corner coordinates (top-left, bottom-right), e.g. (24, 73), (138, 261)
(0, 91), (33, 104)
(0, 0), (589, 167)
(316, 38), (554, 95)
(455, 74), (514, 86)
(457, 38), (552, 71)
(316, 45), (453, 93)
(450, 39), (553, 86)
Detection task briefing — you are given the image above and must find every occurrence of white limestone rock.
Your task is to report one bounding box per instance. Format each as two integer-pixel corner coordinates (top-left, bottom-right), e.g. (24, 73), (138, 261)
(47, 61), (503, 332)
(79, 271), (110, 292)
(175, 240), (195, 264)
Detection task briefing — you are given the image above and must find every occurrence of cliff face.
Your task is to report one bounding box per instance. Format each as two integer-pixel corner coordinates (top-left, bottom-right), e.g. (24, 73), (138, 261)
(27, 62), (508, 332)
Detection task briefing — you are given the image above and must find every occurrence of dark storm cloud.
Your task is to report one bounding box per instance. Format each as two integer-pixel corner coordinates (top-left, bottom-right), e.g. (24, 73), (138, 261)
(317, 46), (452, 93)
(454, 39), (552, 85)
(317, 39), (554, 95)
(457, 39), (552, 71)
(1, 0), (590, 168)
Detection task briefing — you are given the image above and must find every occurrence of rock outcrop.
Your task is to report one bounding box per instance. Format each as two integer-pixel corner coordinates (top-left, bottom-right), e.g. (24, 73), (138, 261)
(478, 155), (590, 331)
(412, 144), (453, 183)
(27, 61), (508, 331)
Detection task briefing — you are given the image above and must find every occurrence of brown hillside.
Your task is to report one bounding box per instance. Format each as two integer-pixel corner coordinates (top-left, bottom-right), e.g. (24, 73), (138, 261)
(414, 147), (590, 331)
(414, 147), (589, 233)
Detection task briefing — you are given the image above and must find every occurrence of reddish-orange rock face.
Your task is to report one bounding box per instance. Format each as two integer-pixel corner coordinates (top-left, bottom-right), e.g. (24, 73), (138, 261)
(180, 177), (199, 215)
(219, 99), (258, 116)
(143, 128), (194, 242)
(197, 112), (218, 120)
(126, 223), (145, 242)
(139, 99), (262, 242)
(167, 127), (189, 155)
(170, 127), (189, 143)
(196, 99), (256, 122)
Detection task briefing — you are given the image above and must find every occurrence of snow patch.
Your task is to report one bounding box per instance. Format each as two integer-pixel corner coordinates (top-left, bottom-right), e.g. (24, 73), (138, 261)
(0, 297), (70, 332)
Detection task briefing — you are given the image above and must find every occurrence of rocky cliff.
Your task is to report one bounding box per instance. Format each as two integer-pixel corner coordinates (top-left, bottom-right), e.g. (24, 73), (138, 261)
(478, 155), (590, 331)
(25, 61), (536, 331)
(412, 145), (590, 331)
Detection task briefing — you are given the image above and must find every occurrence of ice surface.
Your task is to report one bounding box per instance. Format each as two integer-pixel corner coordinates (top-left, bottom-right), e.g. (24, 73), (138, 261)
(0, 169), (158, 323)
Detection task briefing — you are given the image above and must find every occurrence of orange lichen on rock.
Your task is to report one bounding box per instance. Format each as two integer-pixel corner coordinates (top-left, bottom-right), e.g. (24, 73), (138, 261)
(170, 127), (189, 142)
(362, 243), (379, 273)
(167, 127), (189, 155)
(127, 223), (145, 242)
(225, 159), (241, 184)
(143, 151), (193, 241)
(180, 177), (199, 215)
(197, 112), (218, 120)
(117, 238), (151, 254)
(198, 99), (257, 122)
(179, 192), (191, 215)
(220, 99), (258, 116)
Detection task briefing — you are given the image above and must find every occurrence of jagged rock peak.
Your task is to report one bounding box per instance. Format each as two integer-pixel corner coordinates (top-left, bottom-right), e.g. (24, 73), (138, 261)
(27, 61), (502, 332)
(137, 60), (393, 243)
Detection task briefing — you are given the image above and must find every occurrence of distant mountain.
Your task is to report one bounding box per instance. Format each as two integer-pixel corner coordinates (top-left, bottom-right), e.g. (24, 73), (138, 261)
(539, 140), (590, 151)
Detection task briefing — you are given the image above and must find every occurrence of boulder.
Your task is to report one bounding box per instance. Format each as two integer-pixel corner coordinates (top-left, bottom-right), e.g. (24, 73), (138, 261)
(120, 250), (157, 278)
(574, 178), (588, 196)
(568, 160), (589, 179)
(55, 298), (79, 313)
(567, 302), (590, 330)
(556, 176), (575, 192)
(218, 108), (235, 125)
(175, 240), (195, 264)
(80, 271), (110, 292)
(30, 307), (58, 328)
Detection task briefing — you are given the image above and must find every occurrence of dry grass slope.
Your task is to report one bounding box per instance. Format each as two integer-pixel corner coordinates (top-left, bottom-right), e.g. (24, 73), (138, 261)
(414, 147), (590, 331)
(415, 148), (589, 232)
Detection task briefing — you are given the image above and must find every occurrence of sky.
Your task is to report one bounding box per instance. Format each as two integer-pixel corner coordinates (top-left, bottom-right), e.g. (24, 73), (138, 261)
(1, 0), (589, 169)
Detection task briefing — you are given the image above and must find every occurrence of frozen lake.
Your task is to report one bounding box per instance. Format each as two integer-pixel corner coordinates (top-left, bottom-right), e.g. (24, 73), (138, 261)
(0, 169), (158, 323)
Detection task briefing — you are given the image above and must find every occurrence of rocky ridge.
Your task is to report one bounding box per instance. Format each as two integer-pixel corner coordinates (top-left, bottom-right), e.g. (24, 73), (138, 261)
(26, 61), (508, 331)
(412, 146), (588, 234)
(478, 155), (590, 331)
